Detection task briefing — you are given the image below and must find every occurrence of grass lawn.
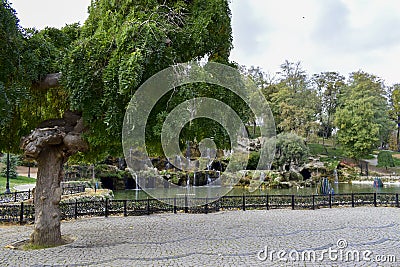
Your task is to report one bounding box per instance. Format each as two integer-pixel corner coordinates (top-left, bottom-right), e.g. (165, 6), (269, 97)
(307, 143), (345, 158)
(308, 143), (378, 160)
(0, 176), (36, 193)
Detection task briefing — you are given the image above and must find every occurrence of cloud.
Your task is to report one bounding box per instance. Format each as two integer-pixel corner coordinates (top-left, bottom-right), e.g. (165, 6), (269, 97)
(312, 0), (400, 53)
(311, 0), (351, 51)
(11, 0), (91, 30)
(230, 0), (269, 57)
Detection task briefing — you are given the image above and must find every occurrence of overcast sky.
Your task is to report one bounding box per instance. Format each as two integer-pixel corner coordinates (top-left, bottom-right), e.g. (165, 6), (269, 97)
(10, 0), (400, 85)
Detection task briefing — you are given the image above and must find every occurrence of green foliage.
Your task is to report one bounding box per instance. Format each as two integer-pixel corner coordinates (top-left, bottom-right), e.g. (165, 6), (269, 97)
(377, 151), (394, 168)
(274, 132), (309, 170)
(0, 0), (28, 151)
(0, 0), (22, 83)
(335, 71), (394, 159)
(269, 61), (319, 137)
(391, 153), (400, 167)
(312, 72), (345, 138)
(0, 153), (20, 179)
(0, 1), (81, 152)
(389, 84), (400, 150)
(308, 143), (344, 158)
(246, 151), (260, 170)
(63, 0), (233, 159)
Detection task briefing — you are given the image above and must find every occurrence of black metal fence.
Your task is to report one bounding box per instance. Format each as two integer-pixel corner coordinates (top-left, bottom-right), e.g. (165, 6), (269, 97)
(0, 185), (86, 204)
(1, 192), (399, 224)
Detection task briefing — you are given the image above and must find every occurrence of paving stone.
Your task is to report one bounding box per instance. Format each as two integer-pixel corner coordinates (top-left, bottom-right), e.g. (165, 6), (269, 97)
(0, 207), (399, 266)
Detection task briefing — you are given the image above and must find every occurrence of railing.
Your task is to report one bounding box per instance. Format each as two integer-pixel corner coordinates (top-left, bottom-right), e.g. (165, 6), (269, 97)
(61, 185), (86, 195)
(0, 190), (32, 204)
(1, 192), (399, 224)
(0, 185), (85, 204)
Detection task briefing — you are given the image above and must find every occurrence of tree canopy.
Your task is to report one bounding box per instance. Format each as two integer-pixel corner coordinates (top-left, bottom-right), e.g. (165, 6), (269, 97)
(62, 0), (233, 160)
(334, 71), (393, 159)
(0, 0), (80, 152)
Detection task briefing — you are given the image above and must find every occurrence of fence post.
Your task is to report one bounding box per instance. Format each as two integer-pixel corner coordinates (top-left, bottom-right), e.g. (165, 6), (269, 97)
(329, 194), (332, 208)
(312, 195), (315, 210)
(291, 195), (295, 210)
(184, 195), (188, 213)
(173, 197), (177, 214)
(105, 198), (109, 218)
(266, 195), (269, 210)
(146, 197), (150, 215)
(351, 193), (355, 207)
(374, 192), (377, 207)
(123, 200), (127, 217)
(242, 194), (246, 211)
(19, 202), (24, 224)
(14, 192), (17, 202)
(74, 199), (78, 220)
(205, 198), (208, 214)
(28, 189), (31, 200)
(396, 193), (399, 208)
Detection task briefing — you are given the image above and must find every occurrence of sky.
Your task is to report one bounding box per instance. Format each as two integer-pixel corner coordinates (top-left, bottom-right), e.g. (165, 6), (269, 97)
(10, 0), (400, 85)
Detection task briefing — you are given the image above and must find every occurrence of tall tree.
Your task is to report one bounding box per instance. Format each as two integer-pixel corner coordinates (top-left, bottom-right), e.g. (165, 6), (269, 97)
(62, 0), (233, 159)
(11, 0), (233, 246)
(270, 61), (319, 138)
(389, 84), (400, 151)
(1, 2), (78, 212)
(335, 71), (393, 159)
(240, 65), (277, 136)
(312, 71), (345, 144)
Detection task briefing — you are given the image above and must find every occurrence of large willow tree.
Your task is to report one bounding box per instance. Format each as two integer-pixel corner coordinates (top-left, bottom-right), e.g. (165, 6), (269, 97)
(5, 0), (233, 246)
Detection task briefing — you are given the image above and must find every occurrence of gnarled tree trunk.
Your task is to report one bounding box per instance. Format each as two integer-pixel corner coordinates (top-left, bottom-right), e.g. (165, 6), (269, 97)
(21, 111), (87, 246)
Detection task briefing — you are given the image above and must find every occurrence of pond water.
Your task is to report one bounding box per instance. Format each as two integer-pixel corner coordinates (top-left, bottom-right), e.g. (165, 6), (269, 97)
(113, 183), (400, 200)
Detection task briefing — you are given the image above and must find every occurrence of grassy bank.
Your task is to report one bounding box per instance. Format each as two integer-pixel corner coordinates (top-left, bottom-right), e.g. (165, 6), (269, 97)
(0, 176), (36, 192)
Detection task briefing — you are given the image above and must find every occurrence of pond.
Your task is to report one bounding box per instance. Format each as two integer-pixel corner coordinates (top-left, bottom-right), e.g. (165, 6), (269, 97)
(113, 182), (400, 200)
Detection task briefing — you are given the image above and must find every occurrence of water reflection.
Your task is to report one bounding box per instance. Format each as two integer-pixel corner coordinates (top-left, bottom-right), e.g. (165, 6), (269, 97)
(114, 183), (400, 200)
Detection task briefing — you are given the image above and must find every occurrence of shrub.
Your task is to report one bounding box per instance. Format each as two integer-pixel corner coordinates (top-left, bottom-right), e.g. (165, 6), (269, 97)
(246, 152), (260, 170)
(377, 151), (394, 169)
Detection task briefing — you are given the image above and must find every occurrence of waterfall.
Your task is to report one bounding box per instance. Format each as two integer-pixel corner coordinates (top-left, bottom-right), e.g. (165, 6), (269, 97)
(134, 173), (140, 190)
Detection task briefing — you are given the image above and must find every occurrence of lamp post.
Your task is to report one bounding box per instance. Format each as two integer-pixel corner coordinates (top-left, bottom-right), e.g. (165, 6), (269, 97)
(5, 153), (11, 193)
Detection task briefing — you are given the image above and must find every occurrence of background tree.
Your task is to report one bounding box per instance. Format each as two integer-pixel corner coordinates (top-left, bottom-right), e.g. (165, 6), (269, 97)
(270, 61), (319, 138)
(389, 84), (400, 151)
(240, 65), (277, 137)
(335, 71), (394, 159)
(0, 153), (20, 179)
(312, 71), (345, 145)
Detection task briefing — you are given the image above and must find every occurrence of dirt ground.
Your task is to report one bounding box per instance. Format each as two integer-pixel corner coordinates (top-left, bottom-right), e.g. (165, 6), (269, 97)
(392, 153), (400, 159)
